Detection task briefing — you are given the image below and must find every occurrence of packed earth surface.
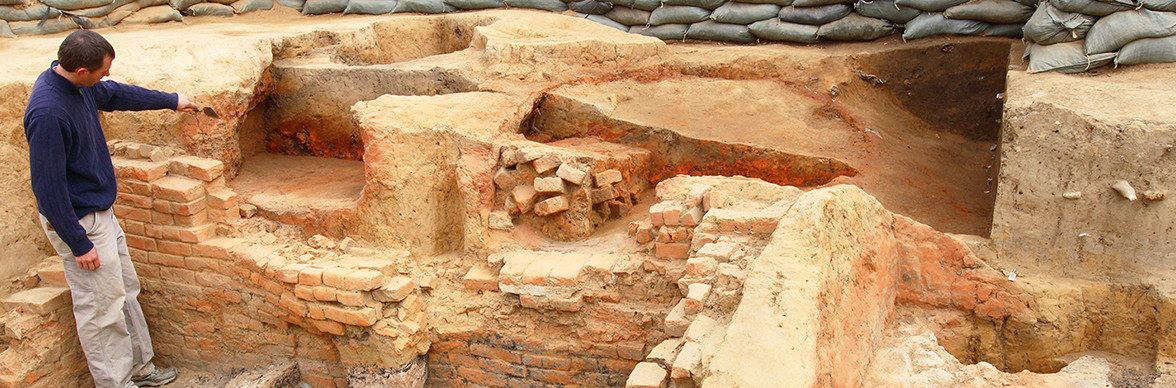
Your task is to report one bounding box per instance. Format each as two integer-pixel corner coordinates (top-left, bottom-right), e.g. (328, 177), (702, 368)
(0, 7), (1175, 388)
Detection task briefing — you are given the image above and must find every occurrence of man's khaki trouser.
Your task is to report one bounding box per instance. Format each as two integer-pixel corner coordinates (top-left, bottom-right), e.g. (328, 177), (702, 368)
(41, 208), (155, 388)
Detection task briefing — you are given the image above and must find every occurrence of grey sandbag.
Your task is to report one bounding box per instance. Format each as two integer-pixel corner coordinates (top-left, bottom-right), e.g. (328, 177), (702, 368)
(445, 0), (502, 8)
(1048, 0), (1130, 16)
(233, 0), (273, 12)
(983, 23), (1022, 37)
(1024, 41), (1115, 73)
(902, 12), (988, 40)
(854, 0), (920, 24)
(793, 0), (853, 6)
(206, 0), (236, 4)
(1116, 34), (1176, 65)
(631, 23), (689, 39)
(43, 0), (112, 11)
(0, 4), (63, 21)
(583, 13), (629, 30)
(605, 6), (650, 25)
(944, 0), (1032, 24)
(123, 4), (182, 23)
(0, 20), (11, 36)
(505, 0), (565, 11)
(1023, 2), (1094, 45)
(66, 0), (135, 17)
(611, 0), (660, 11)
(0, 0), (19, 6)
(818, 13), (894, 40)
(74, 1), (139, 27)
(748, 18), (819, 41)
(277, 0), (305, 10)
(184, 2), (235, 14)
(1085, 9), (1176, 54)
(662, 0), (726, 9)
(686, 20), (757, 42)
(895, 0), (966, 12)
(570, 0), (612, 14)
(1143, 0), (1176, 11)
(9, 18), (79, 35)
(344, 0), (397, 13)
(733, 0), (793, 6)
(168, 0), (201, 10)
(711, 2), (780, 23)
(649, 5), (711, 25)
(777, 4), (850, 25)
(302, 0), (347, 13)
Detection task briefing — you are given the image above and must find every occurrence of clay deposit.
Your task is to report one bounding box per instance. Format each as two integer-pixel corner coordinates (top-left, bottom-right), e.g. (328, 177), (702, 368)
(0, 8), (1174, 388)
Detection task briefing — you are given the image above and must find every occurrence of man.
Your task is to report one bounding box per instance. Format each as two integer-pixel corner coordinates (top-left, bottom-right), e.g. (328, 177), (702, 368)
(23, 30), (197, 388)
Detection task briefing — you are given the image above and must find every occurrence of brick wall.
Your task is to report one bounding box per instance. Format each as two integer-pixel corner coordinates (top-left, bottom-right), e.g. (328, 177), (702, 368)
(427, 332), (637, 387)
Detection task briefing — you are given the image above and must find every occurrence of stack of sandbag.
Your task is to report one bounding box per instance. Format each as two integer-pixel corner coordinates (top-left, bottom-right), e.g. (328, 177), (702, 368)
(1022, 0), (1176, 72)
(0, 0), (282, 35)
(895, 0), (1032, 40)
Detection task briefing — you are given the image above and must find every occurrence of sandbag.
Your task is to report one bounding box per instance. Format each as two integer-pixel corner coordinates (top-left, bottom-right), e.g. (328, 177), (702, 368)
(1116, 34), (1176, 65)
(1143, 0), (1176, 11)
(206, 0), (236, 4)
(748, 18), (819, 41)
(732, 0), (793, 6)
(183, 2), (235, 14)
(983, 23), (1023, 37)
(9, 18), (78, 35)
(1024, 41), (1115, 73)
(944, 0), (1033, 24)
(895, 0), (967, 12)
(793, 0), (853, 6)
(662, 0), (726, 10)
(168, 0), (201, 9)
(630, 23), (689, 39)
(1023, 3), (1094, 45)
(1049, 0), (1131, 16)
(0, 4), (63, 21)
(444, 0), (502, 9)
(233, 0), (272, 12)
(1085, 9), (1176, 54)
(818, 13), (894, 40)
(302, 0), (346, 13)
(570, 0), (612, 14)
(344, 0), (396, 13)
(277, 0), (305, 10)
(0, 0), (19, 6)
(505, 0), (565, 11)
(582, 13), (629, 30)
(75, 1), (139, 27)
(686, 20), (757, 42)
(123, 5), (182, 23)
(778, 4), (851, 24)
(610, 0), (660, 11)
(42, 0), (112, 11)
(710, 2), (780, 23)
(0, 20), (11, 36)
(902, 12), (988, 39)
(649, 5), (711, 25)
(854, 0), (920, 24)
(604, 6), (650, 25)
(66, 0), (136, 17)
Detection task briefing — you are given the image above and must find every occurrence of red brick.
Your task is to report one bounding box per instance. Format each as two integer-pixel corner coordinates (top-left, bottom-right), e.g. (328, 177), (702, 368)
(470, 344), (522, 364)
(636, 224), (656, 244)
(114, 205), (151, 223)
(534, 196), (569, 216)
(160, 267), (196, 284)
(152, 176), (205, 203)
(372, 277), (415, 302)
(173, 211), (208, 227)
(627, 362), (667, 388)
(322, 305), (377, 327)
(294, 285), (315, 301)
(522, 256), (560, 286)
(655, 243), (690, 260)
(206, 187), (238, 210)
(116, 193), (153, 209)
(116, 179), (153, 196)
(159, 224), (215, 243)
(280, 293), (309, 317)
(335, 290), (373, 307)
(125, 234), (156, 251)
(462, 265), (499, 292)
(170, 199), (207, 216)
(521, 354), (572, 371)
(321, 267), (354, 289)
(121, 219), (145, 236)
(208, 208), (240, 224)
(548, 254), (587, 286)
(299, 266), (324, 286)
(342, 269), (383, 291)
(529, 367), (577, 385)
(512, 185), (537, 212)
(192, 238), (243, 259)
(148, 251), (185, 268)
(312, 286), (337, 302)
(151, 211), (174, 225)
(276, 264), (308, 284)
(478, 357), (527, 378)
(113, 158), (168, 182)
(156, 240), (192, 257)
(456, 366), (509, 387)
(169, 156), (224, 182)
(309, 319), (345, 336)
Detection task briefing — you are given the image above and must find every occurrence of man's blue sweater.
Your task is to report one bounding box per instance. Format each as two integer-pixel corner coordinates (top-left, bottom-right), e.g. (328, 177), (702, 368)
(24, 61), (178, 257)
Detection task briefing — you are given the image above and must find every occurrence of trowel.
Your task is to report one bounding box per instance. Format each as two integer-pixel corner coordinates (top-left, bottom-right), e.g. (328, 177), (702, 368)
(195, 106), (220, 119)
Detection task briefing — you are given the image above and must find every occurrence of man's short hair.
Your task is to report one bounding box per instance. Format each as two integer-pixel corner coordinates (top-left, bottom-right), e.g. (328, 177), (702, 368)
(57, 30), (115, 72)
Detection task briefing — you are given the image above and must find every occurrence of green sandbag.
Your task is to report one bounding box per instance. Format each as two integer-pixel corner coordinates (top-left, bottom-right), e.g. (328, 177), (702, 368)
(184, 2), (235, 14)
(1115, 34), (1176, 65)
(710, 2), (780, 24)
(983, 23), (1022, 38)
(344, 0), (397, 13)
(662, 0), (726, 10)
(895, 0), (966, 12)
(0, 4), (63, 21)
(1048, 0), (1130, 16)
(1143, 0), (1176, 11)
(854, 0), (920, 24)
(9, 18), (79, 34)
(42, 0), (112, 11)
(611, 0), (660, 11)
(902, 12), (988, 40)
(504, 0), (565, 11)
(1024, 41), (1115, 73)
(686, 20), (757, 42)
(649, 5), (711, 25)
(1085, 9), (1176, 54)
(302, 0), (346, 13)
(445, 0), (503, 9)
(777, 4), (850, 25)
(818, 13), (894, 40)
(749, 18), (819, 42)
(233, 0), (273, 12)
(944, 0), (1033, 24)
(122, 5), (182, 23)
(793, 0), (853, 6)
(630, 23), (689, 39)
(604, 6), (650, 25)
(74, 1), (139, 27)
(1023, 2), (1095, 45)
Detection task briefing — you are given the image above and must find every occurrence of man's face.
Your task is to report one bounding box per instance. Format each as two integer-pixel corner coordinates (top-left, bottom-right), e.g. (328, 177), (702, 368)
(76, 55), (112, 87)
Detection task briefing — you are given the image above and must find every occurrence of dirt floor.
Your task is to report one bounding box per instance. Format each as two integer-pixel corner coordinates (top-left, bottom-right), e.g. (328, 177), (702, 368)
(0, 7), (1174, 388)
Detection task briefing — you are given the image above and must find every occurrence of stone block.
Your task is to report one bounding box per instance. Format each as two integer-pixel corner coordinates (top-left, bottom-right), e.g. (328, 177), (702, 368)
(463, 265), (499, 292)
(556, 163), (590, 186)
(0, 287), (70, 315)
(534, 196), (569, 216)
(169, 155), (225, 182)
(372, 277), (415, 302)
(343, 269), (384, 291)
(152, 176), (206, 203)
(534, 177), (565, 194)
(655, 243), (690, 260)
(626, 362), (667, 388)
(595, 169), (623, 186)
